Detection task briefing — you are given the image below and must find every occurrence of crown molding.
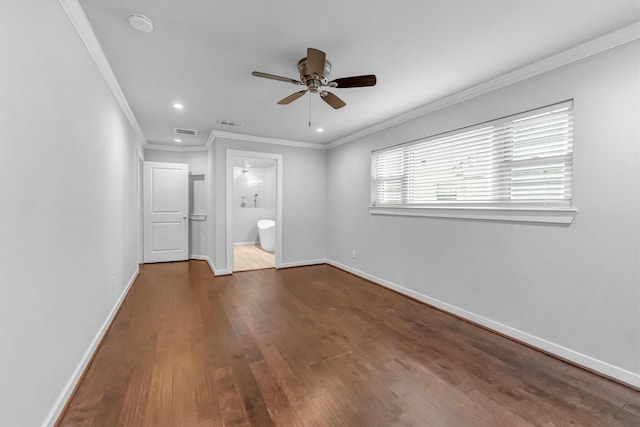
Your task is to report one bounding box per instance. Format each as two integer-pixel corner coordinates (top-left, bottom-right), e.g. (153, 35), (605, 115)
(59, 0), (146, 144)
(142, 129), (216, 152)
(204, 129), (217, 148)
(212, 130), (329, 150)
(143, 143), (208, 152)
(59, 0), (638, 153)
(144, 129), (329, 152)
(328, 21), (640, 149)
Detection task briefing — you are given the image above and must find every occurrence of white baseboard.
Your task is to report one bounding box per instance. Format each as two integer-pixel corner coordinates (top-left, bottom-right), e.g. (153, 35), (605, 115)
(43, 266), (140, 427)
(234, 241), (259, 246)
(326, 260), (640, 389)
(213, 269), (233, 276)
(196, 255), (327, 275)
(189, 255), (232, 276)
(278, 258), (328, 269)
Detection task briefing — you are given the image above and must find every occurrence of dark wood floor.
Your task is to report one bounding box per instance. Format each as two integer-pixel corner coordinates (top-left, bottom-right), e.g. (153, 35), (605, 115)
(58, 261), (640, 426)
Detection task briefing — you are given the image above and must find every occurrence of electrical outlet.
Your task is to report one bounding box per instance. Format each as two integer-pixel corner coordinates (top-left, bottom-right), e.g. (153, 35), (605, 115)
(352, 250), (356, 259)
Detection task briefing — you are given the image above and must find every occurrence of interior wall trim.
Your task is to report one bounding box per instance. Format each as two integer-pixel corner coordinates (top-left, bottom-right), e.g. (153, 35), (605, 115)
(213, 130), (328, 150)
(142, 144), (209, 152)
(326, 259), (640, 389)
(59, 1), (638, 153)
(194, 255), (232, 276)
(146, 130), (217, 152)
(278, 259), (328, 269)
(146, 129), (326, 152)
(59, 0), (146, 144)
(328, 20), (640, 149)
(44, 266), (140, 427)
(225, 150), (284, 274)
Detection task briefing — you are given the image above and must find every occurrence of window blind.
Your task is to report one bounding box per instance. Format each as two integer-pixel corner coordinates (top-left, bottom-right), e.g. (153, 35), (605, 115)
(371, 101), (573, 208)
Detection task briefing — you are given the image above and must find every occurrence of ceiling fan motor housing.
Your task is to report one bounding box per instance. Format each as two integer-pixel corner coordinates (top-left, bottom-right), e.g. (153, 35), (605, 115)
(298, 57), (332, 92)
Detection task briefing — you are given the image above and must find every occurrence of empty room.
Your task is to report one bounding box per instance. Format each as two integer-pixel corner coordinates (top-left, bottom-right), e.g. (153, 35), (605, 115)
(2, 0), (640, 426)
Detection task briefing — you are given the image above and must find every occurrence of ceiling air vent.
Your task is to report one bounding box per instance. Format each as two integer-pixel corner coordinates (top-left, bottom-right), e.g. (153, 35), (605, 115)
(218, 120), (244, 128)
(173, 127), (199, 136)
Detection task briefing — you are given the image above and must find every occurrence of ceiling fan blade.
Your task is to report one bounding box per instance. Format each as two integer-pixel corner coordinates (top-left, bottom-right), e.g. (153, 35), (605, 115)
(252, 71), (302, 85)
(320, 91), (346, 109)
(329, 74), (377, 88)
(277, 90), (308, 105)
(306, 48), (326, 77)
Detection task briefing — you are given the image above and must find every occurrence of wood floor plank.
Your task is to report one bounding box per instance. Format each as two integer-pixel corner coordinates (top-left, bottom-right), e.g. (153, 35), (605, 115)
(250, 360), (305, 427)
(214, 366), (251, 427)
(58, 261), (640, 426)
(191, 368), (222, 426)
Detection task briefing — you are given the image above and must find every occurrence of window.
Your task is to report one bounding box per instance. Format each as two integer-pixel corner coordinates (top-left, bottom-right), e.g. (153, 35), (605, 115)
(370, 101), (575, 222)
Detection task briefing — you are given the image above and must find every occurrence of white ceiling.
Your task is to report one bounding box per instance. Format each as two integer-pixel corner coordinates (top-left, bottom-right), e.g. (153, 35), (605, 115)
(78, 0), (640, 147)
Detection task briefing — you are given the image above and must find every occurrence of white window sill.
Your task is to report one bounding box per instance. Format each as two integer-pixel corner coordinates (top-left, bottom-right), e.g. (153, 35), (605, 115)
(369, 206), (576, 224)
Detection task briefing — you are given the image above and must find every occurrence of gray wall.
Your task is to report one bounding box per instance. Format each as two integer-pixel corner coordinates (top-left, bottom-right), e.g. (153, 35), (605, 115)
(0, 1), (142, 425)
(209, 138), (328, 270)
(327, 41), (640, 384)
(144, 149), (209, 257)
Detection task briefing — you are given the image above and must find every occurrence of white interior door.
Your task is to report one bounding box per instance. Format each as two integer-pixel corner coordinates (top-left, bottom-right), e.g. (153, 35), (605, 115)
(143, 161), (189, 263)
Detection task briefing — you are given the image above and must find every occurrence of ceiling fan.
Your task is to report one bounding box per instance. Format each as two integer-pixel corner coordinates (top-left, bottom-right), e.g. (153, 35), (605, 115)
(252, 48), (377, 110)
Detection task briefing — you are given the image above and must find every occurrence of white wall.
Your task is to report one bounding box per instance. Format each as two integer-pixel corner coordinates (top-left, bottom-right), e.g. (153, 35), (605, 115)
(143, 149), (208, 174)
(210, 139), (328, 270)
(0, 1), (142, 425)
(144, 149), (209, 257)
(327, 41), (640, 386)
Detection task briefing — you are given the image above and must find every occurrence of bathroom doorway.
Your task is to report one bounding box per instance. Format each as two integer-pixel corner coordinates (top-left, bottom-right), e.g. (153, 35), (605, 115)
(226, 150), (283, 272)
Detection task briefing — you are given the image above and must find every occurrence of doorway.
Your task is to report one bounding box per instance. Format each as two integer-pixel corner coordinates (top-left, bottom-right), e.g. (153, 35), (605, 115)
(226, 150), (283, 272)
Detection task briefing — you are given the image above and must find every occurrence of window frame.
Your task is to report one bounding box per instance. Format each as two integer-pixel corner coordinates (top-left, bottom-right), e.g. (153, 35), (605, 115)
(369, 101), (577, 224)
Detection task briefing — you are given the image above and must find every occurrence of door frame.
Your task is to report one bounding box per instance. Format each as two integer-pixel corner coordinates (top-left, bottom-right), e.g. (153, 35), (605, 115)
(136, 151), (144, 264)
(226, 149), (283, 272)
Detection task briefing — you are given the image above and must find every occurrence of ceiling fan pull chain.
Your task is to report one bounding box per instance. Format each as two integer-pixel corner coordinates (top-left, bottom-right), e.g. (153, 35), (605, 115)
(308, 92), (312, 127)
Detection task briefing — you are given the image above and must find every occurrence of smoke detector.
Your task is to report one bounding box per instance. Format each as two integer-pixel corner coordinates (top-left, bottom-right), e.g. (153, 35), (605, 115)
(128, 14), (153, 33)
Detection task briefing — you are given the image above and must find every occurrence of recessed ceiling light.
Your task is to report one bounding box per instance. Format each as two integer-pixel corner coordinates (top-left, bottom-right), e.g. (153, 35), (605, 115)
(128, 14), (153, 33)
(173, 103), (184, 109)
(174, 139), (182, 143)
(316, 128), (324, 132)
